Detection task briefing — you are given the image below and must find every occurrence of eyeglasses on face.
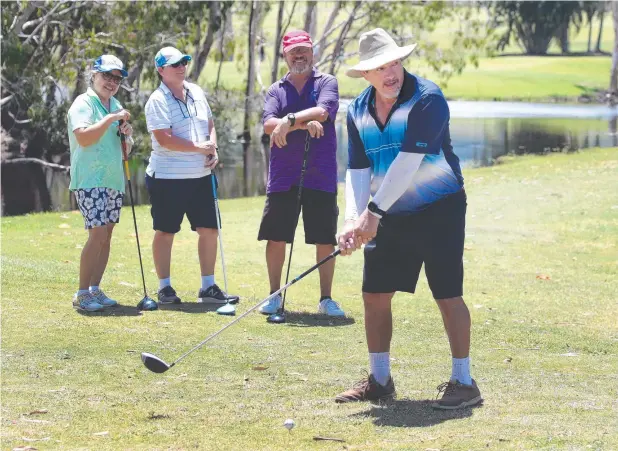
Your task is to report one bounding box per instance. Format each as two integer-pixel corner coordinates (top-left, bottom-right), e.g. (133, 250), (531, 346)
(101, 72), (124, 85)
(170, 59), (189, 68)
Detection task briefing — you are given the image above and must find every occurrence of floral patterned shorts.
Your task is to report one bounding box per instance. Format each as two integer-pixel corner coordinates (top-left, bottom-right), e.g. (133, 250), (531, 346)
(74, 187), (124, 229)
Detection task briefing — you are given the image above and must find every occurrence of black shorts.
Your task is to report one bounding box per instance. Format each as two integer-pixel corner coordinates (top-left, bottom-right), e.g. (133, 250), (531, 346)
(363, 189), (467, 300)
(145, 174), (219, 233)
(258, 186), (338, 245)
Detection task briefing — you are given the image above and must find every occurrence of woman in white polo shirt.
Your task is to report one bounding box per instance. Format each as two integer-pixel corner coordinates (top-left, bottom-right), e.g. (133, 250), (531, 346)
(144, 46), (239, 305)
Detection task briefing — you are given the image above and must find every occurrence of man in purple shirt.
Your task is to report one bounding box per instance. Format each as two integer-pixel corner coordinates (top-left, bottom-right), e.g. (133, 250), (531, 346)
(258, 30), (344, 317)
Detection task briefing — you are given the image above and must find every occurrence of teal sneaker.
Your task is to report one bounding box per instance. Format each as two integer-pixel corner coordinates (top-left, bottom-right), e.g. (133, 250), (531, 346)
(259, 293), (282, 314)
(318, 297), (345, 317)
(72, 292), (104, 312)
(90, 289), (118, 308)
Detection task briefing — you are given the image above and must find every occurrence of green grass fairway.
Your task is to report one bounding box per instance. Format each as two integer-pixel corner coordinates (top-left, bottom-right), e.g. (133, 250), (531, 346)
(2, 149), (617, 449)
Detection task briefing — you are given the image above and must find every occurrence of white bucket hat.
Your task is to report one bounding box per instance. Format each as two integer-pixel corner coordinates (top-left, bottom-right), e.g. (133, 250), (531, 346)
(346, 28), (417, 78)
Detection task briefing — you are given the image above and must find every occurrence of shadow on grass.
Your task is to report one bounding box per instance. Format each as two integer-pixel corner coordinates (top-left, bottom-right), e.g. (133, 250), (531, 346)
(280, 311), (356, 327)
(157, 302), (225, 313)
(75, 304), (141, 317)
(350, 398), (481, 427)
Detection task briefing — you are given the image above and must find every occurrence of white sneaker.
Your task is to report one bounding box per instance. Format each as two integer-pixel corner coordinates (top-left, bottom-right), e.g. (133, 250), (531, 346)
(318, 297), (345, 317)
(259, 293), (282, 315)
(90, 289), (118, 308)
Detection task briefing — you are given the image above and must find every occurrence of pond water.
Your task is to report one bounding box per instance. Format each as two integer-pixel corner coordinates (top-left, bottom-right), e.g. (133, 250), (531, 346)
(45, 101), (618, 211)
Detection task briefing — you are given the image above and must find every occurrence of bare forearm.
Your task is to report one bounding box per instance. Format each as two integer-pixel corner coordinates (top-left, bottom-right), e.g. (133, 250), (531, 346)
(209, 123), (217, 147)
(153, 131), (200, 152)
(263, 107), (328, 135)
(73, 115), (116, 147)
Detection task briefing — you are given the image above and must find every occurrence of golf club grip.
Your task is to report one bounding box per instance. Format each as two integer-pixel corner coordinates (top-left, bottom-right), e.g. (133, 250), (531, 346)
(171, 248), (341, 367)
(119, 120), (129, 159)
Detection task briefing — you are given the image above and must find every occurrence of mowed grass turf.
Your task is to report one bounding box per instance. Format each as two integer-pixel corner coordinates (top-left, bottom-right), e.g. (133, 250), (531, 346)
(1, 148), (617, 449)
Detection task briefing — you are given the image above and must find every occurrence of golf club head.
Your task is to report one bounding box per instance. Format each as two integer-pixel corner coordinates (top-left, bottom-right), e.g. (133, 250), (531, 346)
(141, 352), (173, 373)
(267, 309), (286, 324)
(216, 303), (236, 316)
(137, 296), (158, 311)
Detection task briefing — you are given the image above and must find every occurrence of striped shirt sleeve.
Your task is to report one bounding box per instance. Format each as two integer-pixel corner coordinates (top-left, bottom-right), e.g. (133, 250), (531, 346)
(145, 91), (172, 132)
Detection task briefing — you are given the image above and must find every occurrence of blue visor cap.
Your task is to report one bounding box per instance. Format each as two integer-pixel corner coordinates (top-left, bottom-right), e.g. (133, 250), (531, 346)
(93, 55), (128, 77)
(155, 46), (192, 68)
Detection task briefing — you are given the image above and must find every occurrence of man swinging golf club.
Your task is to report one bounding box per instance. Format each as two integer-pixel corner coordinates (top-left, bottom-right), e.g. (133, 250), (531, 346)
(144, 47), (239, 306)
(335, 29), (483, 410)
(258, 30), (344, 318)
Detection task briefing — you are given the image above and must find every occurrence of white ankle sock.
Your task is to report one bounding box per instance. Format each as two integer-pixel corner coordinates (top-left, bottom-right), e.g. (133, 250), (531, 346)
(159, 278), (171, 290)
(369, 352), (391, 386)
(77, 289), (90, 296)
(451, 356), (472, 385)
(201, 275), (215, 290)
(89, 285), (99, 292)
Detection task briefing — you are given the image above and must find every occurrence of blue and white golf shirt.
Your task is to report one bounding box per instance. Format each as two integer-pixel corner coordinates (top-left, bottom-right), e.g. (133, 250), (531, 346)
(145, 81), (213, 179)
(347, 71), (463, 215)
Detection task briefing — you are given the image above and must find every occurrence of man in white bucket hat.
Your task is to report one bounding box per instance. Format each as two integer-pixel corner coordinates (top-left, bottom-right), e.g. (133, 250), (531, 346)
(335, 28), (482, 410)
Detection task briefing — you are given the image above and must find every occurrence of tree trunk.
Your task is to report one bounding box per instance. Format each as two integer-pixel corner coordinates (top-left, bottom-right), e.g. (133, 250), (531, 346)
(242, 1), (260, 197)
(314, 1), (341, 63)
(190, 1), (221, 80)
(609, 2), (618, 95)
(304, 1), (317, 36)
(556, 23), (569, 54)
(271, 1), (285, 85)
(597, 7), (605, 52)
(328, 1), (362, 75)
(588, 20), (593, 53)
(214, 10), (228, 92)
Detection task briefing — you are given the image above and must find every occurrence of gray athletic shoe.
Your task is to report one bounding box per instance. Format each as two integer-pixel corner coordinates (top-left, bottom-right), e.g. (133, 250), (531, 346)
(90, 289), (118, 308)
(72, 292), (105, 312)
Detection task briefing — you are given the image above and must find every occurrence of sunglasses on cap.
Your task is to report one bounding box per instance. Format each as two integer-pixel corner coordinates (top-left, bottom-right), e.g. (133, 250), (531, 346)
(100, 72), (124, 85)
(169, 59), (189, 68)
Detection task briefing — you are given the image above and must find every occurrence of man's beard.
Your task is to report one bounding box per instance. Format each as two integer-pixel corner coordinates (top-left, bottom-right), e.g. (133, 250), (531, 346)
(290, 60), (312, 75)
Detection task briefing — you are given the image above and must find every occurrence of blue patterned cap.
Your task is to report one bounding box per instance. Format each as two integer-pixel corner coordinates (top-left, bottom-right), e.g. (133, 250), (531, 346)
(93, 55), (128, 77)
(154, 47), (192, 68)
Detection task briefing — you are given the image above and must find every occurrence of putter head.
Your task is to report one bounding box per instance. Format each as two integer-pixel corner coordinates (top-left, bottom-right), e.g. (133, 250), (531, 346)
(267, 309), (286, 324)
(141, 352), (173, 373)
(137, 296), (158, 311)
(216, 303), (236, 316)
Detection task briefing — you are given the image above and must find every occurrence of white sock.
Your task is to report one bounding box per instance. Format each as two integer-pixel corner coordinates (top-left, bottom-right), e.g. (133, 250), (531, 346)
(201, 275), (215, 290)
(451, 357), (472, 385)
(77, 289), (90, 296)
(369, 352), (391, 386)
(89, 285), (99, 292)
(159, 278), (171, 290)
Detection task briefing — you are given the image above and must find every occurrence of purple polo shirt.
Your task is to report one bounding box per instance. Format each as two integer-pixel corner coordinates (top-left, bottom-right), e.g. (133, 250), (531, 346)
(262, 68), (339, 194)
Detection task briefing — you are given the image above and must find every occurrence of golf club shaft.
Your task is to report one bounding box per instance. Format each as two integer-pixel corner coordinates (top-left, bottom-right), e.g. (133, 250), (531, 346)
(170, 248), (341, 367)
(120, 130), (148, 299)
(211, 174), (228, 293)
(281, 132), (311, 309)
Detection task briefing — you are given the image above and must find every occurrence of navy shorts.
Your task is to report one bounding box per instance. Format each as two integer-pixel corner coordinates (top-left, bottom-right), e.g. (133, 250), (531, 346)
(363, 189), (467, 299)
(145, 174), (218, 233)
(258, 186), (338, 245)
(74, 187), (124, 229)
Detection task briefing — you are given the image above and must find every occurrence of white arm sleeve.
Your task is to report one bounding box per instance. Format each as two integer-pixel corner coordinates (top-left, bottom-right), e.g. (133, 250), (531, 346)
(344, 168), (371, 221)
(372, 152), (425, 212)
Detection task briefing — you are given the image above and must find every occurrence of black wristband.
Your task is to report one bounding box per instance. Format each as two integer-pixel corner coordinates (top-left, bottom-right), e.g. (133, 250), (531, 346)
(287, 113), (296, 127)
(367, 201), (386, 218)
